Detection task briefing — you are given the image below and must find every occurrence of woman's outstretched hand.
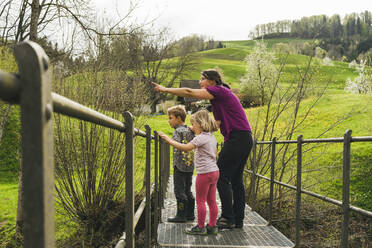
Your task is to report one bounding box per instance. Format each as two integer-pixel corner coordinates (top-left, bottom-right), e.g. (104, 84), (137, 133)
(152, 82), (166, 93)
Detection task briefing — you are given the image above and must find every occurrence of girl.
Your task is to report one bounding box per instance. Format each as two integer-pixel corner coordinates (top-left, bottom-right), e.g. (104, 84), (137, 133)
(158, 109), (220, 235)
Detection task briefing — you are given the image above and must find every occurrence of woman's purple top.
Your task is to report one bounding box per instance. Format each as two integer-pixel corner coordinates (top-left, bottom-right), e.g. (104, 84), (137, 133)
(206, 85), (251, 141)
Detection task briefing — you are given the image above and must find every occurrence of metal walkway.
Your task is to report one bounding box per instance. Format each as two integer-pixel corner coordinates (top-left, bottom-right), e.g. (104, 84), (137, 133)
(157, 176), (294, 248)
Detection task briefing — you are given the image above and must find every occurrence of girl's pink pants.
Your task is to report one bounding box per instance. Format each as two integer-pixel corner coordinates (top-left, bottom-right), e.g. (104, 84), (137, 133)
(195, 170), (220, 228)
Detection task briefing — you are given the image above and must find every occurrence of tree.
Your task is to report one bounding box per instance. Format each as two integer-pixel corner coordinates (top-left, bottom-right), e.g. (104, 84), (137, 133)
(141, 29), (199, 112)
(0, 0), (143, 46)
(345, 59), (372, 94)
(240, 41), (332, 208)
(239, 41), (277, 106)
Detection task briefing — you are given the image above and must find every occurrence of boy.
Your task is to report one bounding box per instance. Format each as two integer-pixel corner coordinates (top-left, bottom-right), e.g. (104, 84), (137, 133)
(166, 105), (195, 223)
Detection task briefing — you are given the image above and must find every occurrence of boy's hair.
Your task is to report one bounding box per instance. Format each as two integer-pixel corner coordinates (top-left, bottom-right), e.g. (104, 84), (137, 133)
(190, 109), (218, 133)
(167, 105), (187, 122)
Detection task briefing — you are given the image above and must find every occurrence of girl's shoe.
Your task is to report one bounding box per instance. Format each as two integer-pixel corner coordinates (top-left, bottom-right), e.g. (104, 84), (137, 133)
(185, 225), (207, 235)
(206, 224), (218, 235)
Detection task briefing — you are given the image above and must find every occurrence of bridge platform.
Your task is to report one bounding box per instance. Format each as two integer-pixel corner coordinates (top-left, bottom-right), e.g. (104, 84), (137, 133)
(157, 176), (294, 248)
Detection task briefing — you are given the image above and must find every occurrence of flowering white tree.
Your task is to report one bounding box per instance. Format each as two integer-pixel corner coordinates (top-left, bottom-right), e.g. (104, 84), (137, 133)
(239, 41), (278, 106)
(345, 60), (372, 94)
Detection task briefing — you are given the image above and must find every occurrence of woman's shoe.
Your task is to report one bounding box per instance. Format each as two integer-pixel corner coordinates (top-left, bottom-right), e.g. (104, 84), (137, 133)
(206, 224), (218, 235)
(234, 222), (243, 228)
(217, 216), (235, 229)
(185, 225), (207, 235)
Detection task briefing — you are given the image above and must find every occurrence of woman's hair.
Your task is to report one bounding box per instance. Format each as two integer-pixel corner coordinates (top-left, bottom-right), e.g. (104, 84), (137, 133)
(201, 69), (230, 89)
(167, 105), (187, 122)
(190, 109), (218, 133)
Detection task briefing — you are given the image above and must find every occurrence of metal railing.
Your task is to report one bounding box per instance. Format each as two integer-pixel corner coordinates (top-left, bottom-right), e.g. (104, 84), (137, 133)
(0, 41), (171, 248)
(247, 133), (372, 248)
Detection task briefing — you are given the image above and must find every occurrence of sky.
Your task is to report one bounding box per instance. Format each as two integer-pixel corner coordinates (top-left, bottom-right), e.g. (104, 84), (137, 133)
(92, 0), (372, 41)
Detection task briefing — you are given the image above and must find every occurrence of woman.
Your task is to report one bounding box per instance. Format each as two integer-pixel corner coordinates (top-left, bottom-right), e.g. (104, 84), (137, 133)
(152, 69), (253, 229)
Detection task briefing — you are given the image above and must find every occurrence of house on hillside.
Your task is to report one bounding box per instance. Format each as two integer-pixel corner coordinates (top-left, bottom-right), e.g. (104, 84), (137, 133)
(177, 79), (203, 112)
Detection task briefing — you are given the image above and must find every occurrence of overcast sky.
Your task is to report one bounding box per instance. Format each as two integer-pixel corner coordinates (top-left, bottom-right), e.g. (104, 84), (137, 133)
(92, 0), (371, 41)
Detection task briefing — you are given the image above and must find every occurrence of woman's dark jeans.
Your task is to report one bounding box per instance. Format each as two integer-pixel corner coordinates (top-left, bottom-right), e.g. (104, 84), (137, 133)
(217, 130), (253, 226)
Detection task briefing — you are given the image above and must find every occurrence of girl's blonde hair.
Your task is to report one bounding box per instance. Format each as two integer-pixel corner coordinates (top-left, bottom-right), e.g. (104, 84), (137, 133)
(190, 109), (218, 133)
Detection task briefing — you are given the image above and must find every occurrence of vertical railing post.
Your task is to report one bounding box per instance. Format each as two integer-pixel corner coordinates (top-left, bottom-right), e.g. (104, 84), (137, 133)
(123, 111), (135, 248)
(154, 131), (159, 229)
(341, 130), (352, 248)
(166, 143), (170, 185)
(250, 139), (257, 211)
(269, 137), (276, 224)
(15, 41), (54, 247)
(159, 139), (164, 208)
(296, 135), (303, 247)
(145, 125), (151, 248)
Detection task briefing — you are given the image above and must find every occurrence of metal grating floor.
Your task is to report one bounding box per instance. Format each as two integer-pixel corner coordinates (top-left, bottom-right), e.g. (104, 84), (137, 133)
(157, 223), (294, 248)
(157, 176), (294, 248)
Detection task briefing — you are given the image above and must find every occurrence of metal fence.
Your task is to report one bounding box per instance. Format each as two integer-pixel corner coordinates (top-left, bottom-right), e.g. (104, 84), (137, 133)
(247, 133), (372, 248)
(0, 41), (171, 248)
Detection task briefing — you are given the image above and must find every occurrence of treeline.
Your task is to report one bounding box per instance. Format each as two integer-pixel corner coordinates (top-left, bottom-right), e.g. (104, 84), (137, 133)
(249, 11), (372, 61)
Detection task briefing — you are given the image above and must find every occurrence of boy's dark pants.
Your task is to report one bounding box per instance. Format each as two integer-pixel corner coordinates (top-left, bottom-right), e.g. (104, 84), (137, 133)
(171, 166), (194, 221)
(173, 166), (193, 201)
(217, 130), (253, 226)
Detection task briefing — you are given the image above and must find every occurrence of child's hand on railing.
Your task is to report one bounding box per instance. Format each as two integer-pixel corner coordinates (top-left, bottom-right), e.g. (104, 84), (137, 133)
(157, 131), (171, 143)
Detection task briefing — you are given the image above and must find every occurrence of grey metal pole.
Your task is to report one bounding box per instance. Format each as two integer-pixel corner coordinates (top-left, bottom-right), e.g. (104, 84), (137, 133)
(296, 135), (303, 247)
(154, 132), (159, 226)
(341, 130), (352, 248)
(251, 139), (257, 211)
(145, 125), (151, 248)
(166, 143), (170, 185)
(15, 41), (55, 248)
(159, 139), (164, 209)
(123, 111), (135, 248)
(269, 137), (276, 224)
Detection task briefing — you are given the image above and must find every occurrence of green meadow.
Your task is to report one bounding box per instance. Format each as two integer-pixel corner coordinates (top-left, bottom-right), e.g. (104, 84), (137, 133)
(1, 38), (372, 245)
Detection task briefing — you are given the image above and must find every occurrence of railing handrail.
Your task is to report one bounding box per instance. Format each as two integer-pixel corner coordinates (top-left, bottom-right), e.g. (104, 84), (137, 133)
(256, 136), (372, 144)
(244, 168), (372, 218)
(248, 131), (372, 248)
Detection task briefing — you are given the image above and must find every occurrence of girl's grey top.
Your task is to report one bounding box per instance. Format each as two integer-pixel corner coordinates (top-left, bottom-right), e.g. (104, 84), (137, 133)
(191, 132), (219, 174)
(172, 124), (195, 172)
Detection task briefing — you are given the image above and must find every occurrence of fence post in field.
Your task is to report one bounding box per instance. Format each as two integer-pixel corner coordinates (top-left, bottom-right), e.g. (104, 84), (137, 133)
(296, 135), (303, 247)
(14, 41), (54, 248)
(124, 111), (135, 248)
(269, 137), (276, 224)
(145, 125), (151, 248)
(250, 139), (257, 211)
(341, 130), (352, 248)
